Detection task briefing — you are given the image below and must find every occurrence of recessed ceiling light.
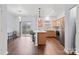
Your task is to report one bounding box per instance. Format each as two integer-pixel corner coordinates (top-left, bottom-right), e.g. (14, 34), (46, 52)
(18, 16), (21, 22)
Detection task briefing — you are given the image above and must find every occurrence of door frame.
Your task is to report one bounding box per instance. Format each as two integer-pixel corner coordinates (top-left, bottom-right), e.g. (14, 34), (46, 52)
(20, 21), (32, 36)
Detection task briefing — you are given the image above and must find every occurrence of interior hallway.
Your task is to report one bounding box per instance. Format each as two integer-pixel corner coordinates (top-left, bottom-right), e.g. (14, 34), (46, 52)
(8, 36), (67, 55)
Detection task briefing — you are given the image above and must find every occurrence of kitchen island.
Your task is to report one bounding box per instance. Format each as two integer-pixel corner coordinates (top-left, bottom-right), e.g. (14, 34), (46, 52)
(34, 30), (46, 46)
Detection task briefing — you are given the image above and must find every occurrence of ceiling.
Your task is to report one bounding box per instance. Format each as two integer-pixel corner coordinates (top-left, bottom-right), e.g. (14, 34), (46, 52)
(6, 4), (75, 18)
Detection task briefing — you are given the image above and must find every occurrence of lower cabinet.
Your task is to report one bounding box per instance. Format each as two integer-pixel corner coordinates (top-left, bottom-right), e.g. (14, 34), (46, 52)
(46, 31), (56, 38)
(38, 32), (46, 45)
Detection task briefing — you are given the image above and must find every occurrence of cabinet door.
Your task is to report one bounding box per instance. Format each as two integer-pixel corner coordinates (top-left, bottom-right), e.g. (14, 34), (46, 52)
(46, 31), (56, 38)
(38, 33), (46, 45)
(37, 19), (43, 27)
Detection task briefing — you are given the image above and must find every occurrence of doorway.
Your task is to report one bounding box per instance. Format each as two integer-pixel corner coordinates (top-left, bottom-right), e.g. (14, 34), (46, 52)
(20, 21), (32, 37)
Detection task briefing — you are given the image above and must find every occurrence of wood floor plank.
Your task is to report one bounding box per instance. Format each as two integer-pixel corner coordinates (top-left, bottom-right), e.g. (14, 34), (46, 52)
(8, 37), (67, 55)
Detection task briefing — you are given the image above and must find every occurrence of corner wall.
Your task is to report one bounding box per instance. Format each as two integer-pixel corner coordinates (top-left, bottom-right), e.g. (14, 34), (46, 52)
(0, 5), (7, 54)
(75, 5), (79, 54)
(64, 5), (76, 54)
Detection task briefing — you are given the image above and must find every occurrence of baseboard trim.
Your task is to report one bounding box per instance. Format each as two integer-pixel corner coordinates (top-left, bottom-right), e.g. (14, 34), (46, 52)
(0, 51), (8, 55)
(64, 49), (74, 54)
(74, 51), (79, 55)
(4, 51), (8, 55)
(35, 43), (38, 46)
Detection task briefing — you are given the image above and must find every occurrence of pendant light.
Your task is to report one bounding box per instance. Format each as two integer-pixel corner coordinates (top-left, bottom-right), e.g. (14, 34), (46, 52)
(18, 9), (22, 22)
(38, 8), (41, 21)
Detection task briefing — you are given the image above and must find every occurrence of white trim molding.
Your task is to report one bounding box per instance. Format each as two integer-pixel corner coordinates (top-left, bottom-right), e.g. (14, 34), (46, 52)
(0, 51), (8, 55)
(64, 49), (75, 54)
(74, 51), (79, 55)
(4, 51), (8, 55)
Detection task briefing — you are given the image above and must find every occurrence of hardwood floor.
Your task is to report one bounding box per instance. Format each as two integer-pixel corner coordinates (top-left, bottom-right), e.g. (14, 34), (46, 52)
(8, 37), (37, 55)
(39, 38), (67, 55)
(8, 36), (67, 55)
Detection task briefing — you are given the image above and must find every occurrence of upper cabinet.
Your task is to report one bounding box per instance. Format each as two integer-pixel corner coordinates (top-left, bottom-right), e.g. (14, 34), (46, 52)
(37, 17), (64, 30)
(44, 21), (51, 30)
(37, 18), (44, 30)
(60, 17), (64, 27)
(52, 20), (58, 27)
(51, 17), (64, 27)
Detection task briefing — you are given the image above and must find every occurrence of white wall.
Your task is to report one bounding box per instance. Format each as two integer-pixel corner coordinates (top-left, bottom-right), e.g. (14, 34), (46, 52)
(64, 5), (76, 53)
(7, 15), (37, 33)
(21, 16), (37, 31)
(75, 5), (79, 54)
(7, 13), (18, 33)
(0, 5), (7, 54)
(56, 12), (64, 19)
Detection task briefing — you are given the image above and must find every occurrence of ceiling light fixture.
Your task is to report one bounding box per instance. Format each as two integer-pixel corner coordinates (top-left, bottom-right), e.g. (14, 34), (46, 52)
(18, 16), (22, 22)
(37, 8), (42, 21)
(38, 8), (41, 18)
